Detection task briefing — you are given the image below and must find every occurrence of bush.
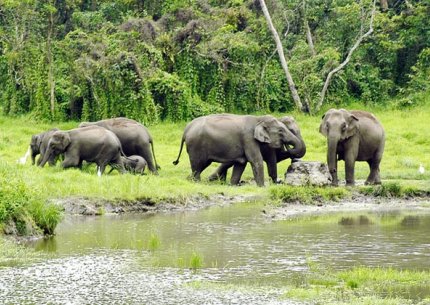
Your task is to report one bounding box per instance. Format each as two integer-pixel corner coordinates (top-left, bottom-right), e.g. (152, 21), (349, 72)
(270, 186), (351, 204)
(0, 163), (62, 236)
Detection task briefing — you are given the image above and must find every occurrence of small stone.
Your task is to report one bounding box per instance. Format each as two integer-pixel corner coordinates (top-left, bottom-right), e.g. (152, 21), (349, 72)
(285, 161), (332, 186)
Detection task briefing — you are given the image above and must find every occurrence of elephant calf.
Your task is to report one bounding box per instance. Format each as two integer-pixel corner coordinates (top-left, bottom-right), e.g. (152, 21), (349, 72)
(319, 108), (385, 186)
(110, 155), (147, 175)
(27, 128), (60, 166)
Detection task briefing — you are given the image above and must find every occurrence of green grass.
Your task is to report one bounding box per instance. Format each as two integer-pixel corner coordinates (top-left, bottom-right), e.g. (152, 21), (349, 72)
(283, 265), (430, 305)
(1, 102), (430, 236)
(0, 238), (48, 267)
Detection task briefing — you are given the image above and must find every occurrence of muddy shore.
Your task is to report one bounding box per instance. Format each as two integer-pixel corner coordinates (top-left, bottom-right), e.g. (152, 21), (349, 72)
(54, 192), (430, 219)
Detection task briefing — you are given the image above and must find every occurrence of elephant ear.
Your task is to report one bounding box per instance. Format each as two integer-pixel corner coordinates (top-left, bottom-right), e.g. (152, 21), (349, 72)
(344, 114), (359, 139)
(319, 114), (329, 137)
(254, 122), (271, 143)
(53, 132), (71, 151)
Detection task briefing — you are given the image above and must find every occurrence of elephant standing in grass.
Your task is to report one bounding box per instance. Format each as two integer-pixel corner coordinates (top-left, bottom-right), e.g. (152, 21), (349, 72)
(319, 109), (385, 186)
(28, 128), (59, 166)
(39, 126), (126, 176)
(79, 118), (159, 174)
(208, 116), (306, 184)
(173, 114), (305, 187)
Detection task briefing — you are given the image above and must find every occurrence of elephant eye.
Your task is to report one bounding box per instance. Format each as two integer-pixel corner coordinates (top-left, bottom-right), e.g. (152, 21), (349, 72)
(341, 123), (347, 131)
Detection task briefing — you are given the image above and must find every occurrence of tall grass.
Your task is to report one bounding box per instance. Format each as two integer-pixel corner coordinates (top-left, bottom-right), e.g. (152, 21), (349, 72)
(0, 162), (62, 236)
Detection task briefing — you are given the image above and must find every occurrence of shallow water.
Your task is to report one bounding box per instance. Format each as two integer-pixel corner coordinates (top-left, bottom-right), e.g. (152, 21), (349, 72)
(1, 202), (430, 304)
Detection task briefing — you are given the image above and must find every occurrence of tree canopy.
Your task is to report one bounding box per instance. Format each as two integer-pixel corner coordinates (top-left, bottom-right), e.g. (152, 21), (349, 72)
(0, 0), (429, 122)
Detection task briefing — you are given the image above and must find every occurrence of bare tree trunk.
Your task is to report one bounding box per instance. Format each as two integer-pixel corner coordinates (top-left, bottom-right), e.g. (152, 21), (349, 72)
(315, 0), (377, 113)
(258, 0), (304, 112)
(302, 1), (316, 56)
(380, 0), (388, 11)
(304, 19), (316, 57)
(47, 10), (55, 117)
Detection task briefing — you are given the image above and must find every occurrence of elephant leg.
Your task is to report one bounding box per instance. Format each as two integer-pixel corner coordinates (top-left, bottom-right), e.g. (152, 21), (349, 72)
(245, 145), (265, 187)
(208, 162), (233, 182)
(265, 151), (278, 183)
(344, 157), (356, 186)
(97, 164), (107, 176)
(62, 156), (80, 169)
(190, 159), (212, 181)
(230, 163), (246, 185)
(138, 145), (158, 175)
(365, 159), (382, 185)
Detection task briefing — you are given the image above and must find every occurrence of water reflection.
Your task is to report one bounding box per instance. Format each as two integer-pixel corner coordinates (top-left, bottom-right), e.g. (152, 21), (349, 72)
(28, 203), (430, 273)
(3, 202), (430, 304)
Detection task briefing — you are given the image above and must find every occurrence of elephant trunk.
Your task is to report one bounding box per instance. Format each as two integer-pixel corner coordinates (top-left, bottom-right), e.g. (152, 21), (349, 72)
(39, 148), (53, 167)
(31, 149), (37, 165)
(287, 135), (306, 159)
(285, 133), (305, 159)
(327, 135), (339, 185)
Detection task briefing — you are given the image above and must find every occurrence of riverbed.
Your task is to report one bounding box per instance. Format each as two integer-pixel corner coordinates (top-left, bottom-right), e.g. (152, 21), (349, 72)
(1, 200), (430, 304)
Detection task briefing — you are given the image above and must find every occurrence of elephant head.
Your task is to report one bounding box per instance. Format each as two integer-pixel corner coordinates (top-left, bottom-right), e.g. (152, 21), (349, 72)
(254, 116), (304, 155)
(279, 116), (306, 159)
(319, 109), (359, 184)
(39, 132), (71, 167)
(30, 135), (42, 165)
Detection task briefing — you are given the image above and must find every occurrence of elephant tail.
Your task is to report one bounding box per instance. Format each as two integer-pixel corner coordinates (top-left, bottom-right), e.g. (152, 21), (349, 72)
(150, 140), (160, 170)
(173, 135), (185, 166)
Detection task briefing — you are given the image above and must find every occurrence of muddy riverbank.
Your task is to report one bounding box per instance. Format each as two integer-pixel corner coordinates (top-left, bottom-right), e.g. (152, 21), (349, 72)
(54, 192), (430, 219)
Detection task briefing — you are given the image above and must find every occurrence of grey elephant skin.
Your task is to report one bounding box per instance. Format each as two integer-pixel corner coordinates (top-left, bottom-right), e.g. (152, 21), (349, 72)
(110, 155), (147, 175)
(319, 109), (385, 186)
(173, 114), (304, 187)
(208, 116), (306, 184)
(39, 126), (126, 175)
(30, 128), (59, 166)
(79, 117), (159, 174)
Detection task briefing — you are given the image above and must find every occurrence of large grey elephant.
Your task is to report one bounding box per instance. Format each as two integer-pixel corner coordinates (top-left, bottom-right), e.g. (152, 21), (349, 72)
(207, 116), (307, 184)
(319, 109), (385, 186)
(29, 128), (59, 166)
(173, 114), (305, 187)
(39, 126), (126, 176)
(79, 117), (159, 174)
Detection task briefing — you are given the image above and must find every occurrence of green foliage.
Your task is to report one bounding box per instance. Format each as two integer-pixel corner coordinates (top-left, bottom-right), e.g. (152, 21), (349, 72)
(189, 251), (203, 271)
(270, 186), (351, 204)
(0, 0), (429, 118)
(359, 182), (429, 198)
(147, 233), (161, 251)
(0, 162), (62, 236)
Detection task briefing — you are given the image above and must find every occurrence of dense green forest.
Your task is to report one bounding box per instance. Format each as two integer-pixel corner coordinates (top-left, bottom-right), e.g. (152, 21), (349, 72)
(0, 0), (429, 123)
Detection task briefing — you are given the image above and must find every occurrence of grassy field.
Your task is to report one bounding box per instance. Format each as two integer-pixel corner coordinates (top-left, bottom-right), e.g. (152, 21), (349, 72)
(0, 102), (430, 236)
(1, 103), (430, 303)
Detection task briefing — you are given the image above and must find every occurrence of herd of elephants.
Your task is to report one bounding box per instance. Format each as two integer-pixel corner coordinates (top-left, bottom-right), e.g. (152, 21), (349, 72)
(25, 108), (385, 187)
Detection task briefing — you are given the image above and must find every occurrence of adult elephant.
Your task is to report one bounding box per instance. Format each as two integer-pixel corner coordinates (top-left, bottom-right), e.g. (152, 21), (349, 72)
(172, 114), (304, 187)
(29, 128), (59, 166)
(39, 126), (126, 176)
(79, 117), (159, 174)
(207, 116), (306, 184)
(319, 109), (385, 186)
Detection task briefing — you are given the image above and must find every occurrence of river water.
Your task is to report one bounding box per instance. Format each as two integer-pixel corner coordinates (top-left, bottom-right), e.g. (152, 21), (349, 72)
(1, 202), (430, 304)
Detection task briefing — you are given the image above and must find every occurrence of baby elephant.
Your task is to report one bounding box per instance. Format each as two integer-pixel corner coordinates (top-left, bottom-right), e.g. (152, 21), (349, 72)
(110, 155), (147, 175)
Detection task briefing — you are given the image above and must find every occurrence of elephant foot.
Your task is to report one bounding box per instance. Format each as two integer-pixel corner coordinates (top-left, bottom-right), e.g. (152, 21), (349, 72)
(208, 174), (226, 182)
(365, 180), (381, 185)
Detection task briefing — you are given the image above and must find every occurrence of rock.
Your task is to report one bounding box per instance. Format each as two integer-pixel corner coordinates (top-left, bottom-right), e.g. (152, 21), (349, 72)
(284, 161), (332, 186)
